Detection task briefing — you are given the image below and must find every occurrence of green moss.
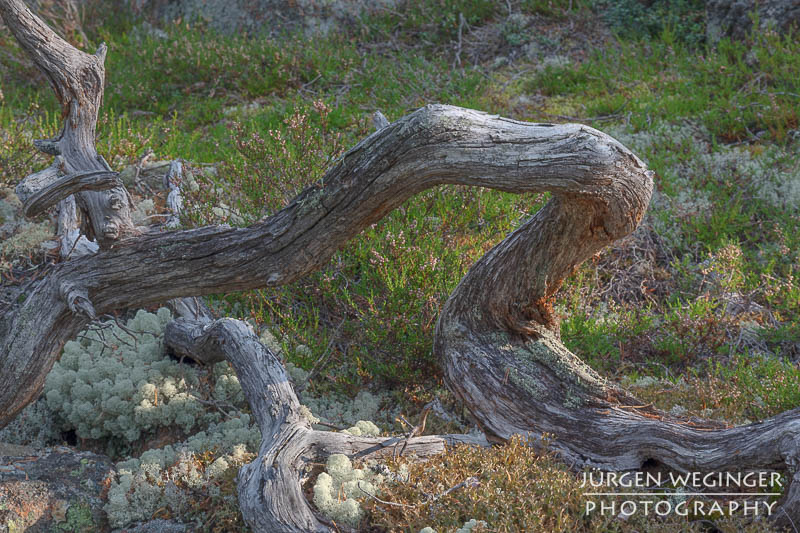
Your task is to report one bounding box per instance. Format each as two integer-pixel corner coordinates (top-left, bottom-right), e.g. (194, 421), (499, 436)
(505, 333), (608, 409)
(55, 502), (95, 532)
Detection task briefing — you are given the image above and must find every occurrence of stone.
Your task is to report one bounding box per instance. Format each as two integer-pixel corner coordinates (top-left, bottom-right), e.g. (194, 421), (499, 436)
(0, 446), (115, 532)
(707, 0), (800, 43)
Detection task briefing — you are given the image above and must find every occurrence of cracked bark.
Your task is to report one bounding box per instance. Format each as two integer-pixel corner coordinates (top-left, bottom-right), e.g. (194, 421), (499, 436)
(3, 2), (800, 531)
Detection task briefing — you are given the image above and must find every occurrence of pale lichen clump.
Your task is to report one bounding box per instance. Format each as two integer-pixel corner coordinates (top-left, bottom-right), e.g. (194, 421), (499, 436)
(313, 453), (384, 528)
(418, 519), (488, 533)
(105, 416), (259, 528)
(341, 420), (381, 437)
(130, 198), (155, 225)
(0, 397), (60, 447)
(42, 308), (251, 450)
(5, 312), (402, 529)
(286, 360), (400, 430)
(456, 519), (488, 532)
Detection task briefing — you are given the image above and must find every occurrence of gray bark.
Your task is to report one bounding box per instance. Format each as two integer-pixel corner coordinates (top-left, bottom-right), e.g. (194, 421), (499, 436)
(57, 195), (99, 258)
(3, 1), (800, 531)
(0, 0), (136, 247)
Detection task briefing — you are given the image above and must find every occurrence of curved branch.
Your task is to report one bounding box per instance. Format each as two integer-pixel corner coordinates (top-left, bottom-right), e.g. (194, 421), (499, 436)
(0, 103), (651, 426)
(4, 7), (800, 527)
(0, 0), (135, 246)
(169, 317), (486, 532)
(18, 168), (121, 217)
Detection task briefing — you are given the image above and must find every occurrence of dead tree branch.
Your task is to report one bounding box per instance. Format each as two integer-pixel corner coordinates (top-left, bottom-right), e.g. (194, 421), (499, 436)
(4, 2), (800, 532)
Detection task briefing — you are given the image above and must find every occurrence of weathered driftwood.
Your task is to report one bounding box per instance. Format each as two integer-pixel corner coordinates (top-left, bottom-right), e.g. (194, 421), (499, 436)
(0, 0), (135, 246)
(3, 1), (800, 531)
(166, 316), (487, 531)
(57, 195), (99, 258)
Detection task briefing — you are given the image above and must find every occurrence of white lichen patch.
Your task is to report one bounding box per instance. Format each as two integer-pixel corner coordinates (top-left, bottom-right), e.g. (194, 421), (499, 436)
(43, 308), (251, 451)
(106, 415), (260, 528)
(341, 420), (381, 437)
(313, 453), (384, 528)
(303, 389), (399, 430)
(131, 198), (156, 225)
(456, 519), (488, 532)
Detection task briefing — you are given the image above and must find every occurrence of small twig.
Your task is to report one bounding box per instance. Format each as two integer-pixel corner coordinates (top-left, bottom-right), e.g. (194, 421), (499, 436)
(422, 477), (480, 503)
(397, 415), (414, 431)
(398, 406), (432, 457)
(454, 12), (465, 69)
(300, 74), (322, 92)
(315, 420), (345, 431)
(76, 333), (114, 352)
(189, 394), (236, 420)
(302, 319), (345, 392)
(358, 481), (416, 508)
(780, 507), (799, 533)
(134, 148), (155, 196)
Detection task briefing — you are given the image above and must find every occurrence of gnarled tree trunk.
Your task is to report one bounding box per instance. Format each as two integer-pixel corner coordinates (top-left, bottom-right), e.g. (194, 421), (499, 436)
(3, 2), (800, 531)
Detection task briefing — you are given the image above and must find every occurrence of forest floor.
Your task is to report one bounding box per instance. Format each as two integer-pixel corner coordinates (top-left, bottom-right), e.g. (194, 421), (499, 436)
(1, 1), (799, 531)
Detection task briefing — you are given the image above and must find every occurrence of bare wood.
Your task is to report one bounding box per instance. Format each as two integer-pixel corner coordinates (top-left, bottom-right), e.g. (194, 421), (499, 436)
(0, 0), (136, 246)
(5, 3), (800, 531)
(0, 103), (653, 427)
(175, 317), (486, 532)
(19, 168), (121, 217)
(57, 196), (99, 259)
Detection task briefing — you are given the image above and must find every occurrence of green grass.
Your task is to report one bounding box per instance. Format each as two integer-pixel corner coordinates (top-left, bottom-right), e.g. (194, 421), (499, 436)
(526, 30), (800, 143)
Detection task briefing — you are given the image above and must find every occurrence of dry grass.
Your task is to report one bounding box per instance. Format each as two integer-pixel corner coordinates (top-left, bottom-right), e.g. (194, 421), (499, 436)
(361, 436), (783, 532)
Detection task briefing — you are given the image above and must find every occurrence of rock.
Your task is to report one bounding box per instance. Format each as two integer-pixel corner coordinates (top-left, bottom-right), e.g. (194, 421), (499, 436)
(131, 0), (398, 37)
(0, 443), (35, 457)
(707, 0), (800, 43)
(0, 446), (116, 532)
(112, 518), (191, 533)
(119, 160), (172, 189)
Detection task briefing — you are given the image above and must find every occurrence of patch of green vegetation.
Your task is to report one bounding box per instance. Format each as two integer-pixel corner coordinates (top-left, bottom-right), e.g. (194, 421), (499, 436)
(520, 0), (593, 19)
(55, 502), (95, 532)
(596, 0), (706, 47)
(359, 0), (499, 49)
(527, 28), (800, 143)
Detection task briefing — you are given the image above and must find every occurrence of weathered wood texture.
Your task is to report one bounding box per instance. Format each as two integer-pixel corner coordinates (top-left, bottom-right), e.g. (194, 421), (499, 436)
(0, 100), (653, 432)
(167, 317), (487, 532)
(57, 195), (99, 258)
(4, 2), (800, 531)
(0, 0), (135, 245)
